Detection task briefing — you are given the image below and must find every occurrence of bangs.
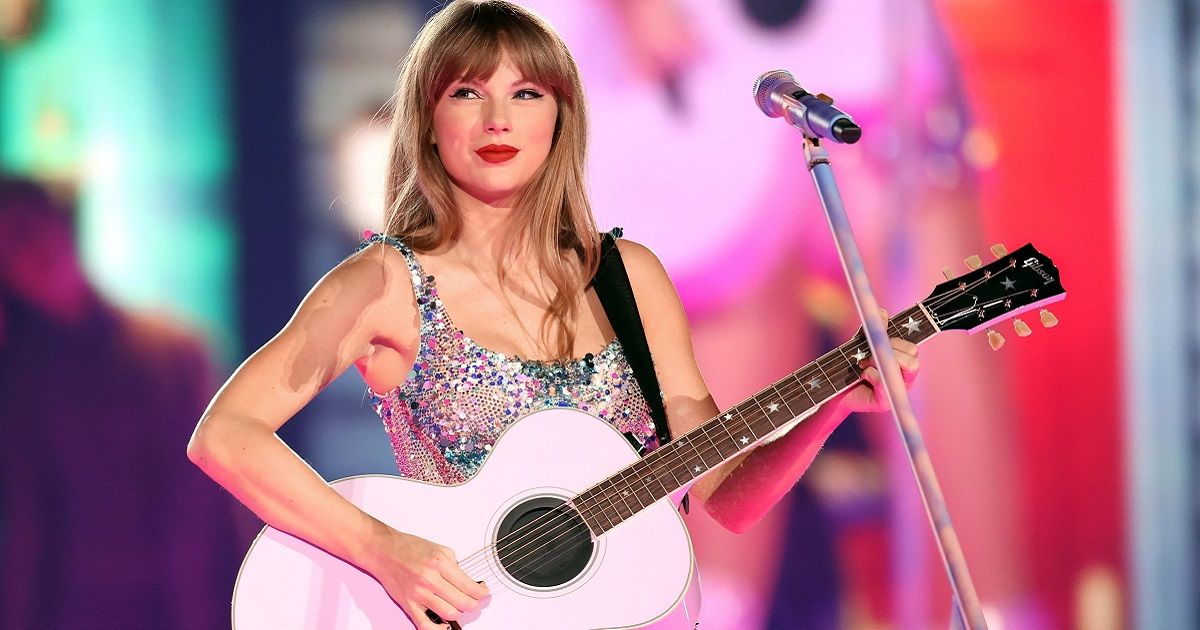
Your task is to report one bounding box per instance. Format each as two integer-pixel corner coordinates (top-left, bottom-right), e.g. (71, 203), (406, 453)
(423, 4), (574, 106)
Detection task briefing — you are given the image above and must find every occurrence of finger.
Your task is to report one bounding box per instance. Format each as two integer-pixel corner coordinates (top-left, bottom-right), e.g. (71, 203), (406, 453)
(421, 591), (461, 623)
(410, 602), (449, 630)
(432, 575), (481, 614)
(444, 564), (490, 601)
(861, 357), (917, 382)
(423, 609), (465, 630)
(898, 364), (918, 384)
(890, 350), (917, 370)
(862, 366), (880, 384)
(860, 345), (917, 370)
(891, 337), (917, 355)
(434, 545), (487, 600)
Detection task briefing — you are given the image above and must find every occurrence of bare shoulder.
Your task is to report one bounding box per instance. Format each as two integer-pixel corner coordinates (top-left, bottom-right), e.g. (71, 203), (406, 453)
(611, 238), (694, 371)
(338, 240), (414, 293)
(336, 239), (412, 285)
(274, 240), (419, 366)
(613, 238), (677, 309)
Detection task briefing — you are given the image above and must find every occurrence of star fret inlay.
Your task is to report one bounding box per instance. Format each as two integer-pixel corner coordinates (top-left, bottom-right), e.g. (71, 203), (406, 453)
(807, 377), (822, 390)
(739, 435), (750, 445)
(767, 402), (780, 413)
(903, 316), (921, 334)
(852, 349), (868, 362)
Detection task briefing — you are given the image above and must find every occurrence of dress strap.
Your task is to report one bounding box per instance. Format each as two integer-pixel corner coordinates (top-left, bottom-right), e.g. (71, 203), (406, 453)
(355, 231), (438, 320)
(356, 230), (414, 266)
(592, 228), (671, 447)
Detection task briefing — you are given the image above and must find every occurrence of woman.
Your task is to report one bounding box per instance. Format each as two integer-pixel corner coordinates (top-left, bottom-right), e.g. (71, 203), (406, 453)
(187, 1), (919, 628)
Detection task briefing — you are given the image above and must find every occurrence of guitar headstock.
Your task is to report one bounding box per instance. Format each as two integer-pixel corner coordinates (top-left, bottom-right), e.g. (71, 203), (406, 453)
(923, 243), (1065, 347)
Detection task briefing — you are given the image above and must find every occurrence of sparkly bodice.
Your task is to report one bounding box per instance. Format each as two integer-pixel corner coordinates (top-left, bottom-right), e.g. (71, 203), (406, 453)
(358, 234), (659, 484)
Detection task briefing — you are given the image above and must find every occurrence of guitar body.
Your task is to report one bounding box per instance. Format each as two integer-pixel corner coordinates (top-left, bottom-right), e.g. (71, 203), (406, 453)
(233, 409), (702, 629)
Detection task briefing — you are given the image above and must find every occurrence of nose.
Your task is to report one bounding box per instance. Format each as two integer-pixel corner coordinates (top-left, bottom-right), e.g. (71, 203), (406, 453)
(482, 100), (511, 135)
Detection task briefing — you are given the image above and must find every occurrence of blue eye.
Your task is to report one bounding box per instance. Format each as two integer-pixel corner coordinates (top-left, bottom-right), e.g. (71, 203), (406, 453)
(515, 89), (544, 100)
(450, 87), (480, 99)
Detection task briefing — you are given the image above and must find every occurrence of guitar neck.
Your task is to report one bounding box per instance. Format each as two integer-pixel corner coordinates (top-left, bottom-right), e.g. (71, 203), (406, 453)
(573, 303), (938, 536)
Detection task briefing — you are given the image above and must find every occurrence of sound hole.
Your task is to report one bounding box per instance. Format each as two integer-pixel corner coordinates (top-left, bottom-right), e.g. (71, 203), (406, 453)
(496, 496), (594, 588)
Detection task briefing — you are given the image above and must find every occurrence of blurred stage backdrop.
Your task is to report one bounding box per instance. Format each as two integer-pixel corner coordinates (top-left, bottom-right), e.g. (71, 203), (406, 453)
(1, 0), (1196, 628)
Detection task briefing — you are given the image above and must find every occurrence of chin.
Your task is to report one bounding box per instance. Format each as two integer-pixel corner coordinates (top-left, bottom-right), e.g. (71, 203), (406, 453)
(464, 180), (529, 206)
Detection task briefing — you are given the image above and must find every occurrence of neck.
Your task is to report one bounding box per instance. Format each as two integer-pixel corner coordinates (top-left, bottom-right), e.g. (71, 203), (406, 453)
(443, 184), (532, 269)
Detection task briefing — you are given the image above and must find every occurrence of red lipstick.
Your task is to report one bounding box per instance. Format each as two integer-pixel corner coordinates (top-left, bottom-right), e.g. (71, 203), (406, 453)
(475, 144), (519, 164)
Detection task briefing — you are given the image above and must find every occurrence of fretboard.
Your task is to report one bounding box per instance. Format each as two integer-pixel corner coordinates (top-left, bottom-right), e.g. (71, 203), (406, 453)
(573, 303), (938, 536)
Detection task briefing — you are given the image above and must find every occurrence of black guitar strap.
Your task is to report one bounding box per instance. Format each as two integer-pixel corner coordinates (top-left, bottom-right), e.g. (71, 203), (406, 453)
(590, 228), (673, 449)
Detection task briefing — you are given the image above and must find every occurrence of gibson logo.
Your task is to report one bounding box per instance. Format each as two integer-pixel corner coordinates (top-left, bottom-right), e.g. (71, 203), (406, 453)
(1022, 257), (1055, 286)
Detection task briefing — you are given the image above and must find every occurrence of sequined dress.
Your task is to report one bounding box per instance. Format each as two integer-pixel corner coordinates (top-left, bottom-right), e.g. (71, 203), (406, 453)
(358, 234), (659, 485)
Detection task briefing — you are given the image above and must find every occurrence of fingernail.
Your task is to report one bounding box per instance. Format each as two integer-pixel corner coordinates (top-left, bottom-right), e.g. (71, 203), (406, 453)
(425, 609), (444, 624)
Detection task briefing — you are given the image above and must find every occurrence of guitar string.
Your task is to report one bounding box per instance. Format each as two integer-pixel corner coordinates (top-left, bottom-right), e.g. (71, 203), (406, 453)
(451, 302), (953, 580)
(458, 278), (1038, 583)
(456, 283), (1051, 614)
(454, 321), (909, 604)
(451, 279), (999, 582)
(452, 315), (925, 584)
(456, 283), (1048, 607)
(454, 341), (858, 582)
(452, 266), (1009, 574)
(451, 276), (1033, 589)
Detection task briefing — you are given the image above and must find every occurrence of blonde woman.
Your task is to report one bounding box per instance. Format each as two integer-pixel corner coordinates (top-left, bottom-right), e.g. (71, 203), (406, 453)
(186, 1), (918, 627)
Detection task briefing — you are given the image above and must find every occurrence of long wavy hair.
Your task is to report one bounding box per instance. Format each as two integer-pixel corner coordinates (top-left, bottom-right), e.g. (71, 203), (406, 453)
(382, 0), (600, 361)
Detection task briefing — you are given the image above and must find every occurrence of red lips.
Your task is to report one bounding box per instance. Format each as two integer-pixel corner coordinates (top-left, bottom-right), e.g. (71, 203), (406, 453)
(475, 144), (519, 164)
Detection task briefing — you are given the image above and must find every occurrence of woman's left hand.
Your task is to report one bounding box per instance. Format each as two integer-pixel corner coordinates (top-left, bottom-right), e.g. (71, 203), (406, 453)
(835, 336), (920, 414)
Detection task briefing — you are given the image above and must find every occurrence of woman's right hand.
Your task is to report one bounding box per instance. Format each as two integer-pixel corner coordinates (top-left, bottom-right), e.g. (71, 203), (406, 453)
(364, 528), (491, 628)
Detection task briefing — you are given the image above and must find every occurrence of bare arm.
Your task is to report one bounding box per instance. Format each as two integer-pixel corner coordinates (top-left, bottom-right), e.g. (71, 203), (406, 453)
(618, 239), (918, 534)
(186, 243), (487, 626)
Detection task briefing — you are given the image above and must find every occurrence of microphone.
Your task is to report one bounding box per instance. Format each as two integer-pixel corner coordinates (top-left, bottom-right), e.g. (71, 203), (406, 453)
(752, 70), (862, 144)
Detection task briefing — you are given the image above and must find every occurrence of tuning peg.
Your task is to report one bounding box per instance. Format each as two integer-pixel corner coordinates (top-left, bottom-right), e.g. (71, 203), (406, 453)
(1013, 318), (1032, 337)
(1040, 309), (1059, 328)
(990, 244), (1008, 258)
(986, 329), (1005, 350)
(942, 266), (955, 280)
(964, 255), (983, 270)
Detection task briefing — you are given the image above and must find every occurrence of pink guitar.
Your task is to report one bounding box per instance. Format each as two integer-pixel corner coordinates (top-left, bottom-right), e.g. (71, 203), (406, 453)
(232, 243), (1065, 628)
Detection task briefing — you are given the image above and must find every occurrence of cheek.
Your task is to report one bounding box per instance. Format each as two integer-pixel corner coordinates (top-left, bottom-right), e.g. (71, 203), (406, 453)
(431, 98), (478, 143)
(431, 112), (473, 176)
(525, 110), (559, 159)
(431, 110), (467, 149)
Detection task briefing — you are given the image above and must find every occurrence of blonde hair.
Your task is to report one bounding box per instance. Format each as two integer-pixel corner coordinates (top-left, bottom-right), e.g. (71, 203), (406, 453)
(382, 0), (600, 361)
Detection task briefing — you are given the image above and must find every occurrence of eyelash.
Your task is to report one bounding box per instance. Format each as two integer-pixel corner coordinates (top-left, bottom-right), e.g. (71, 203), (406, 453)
(450, 87), (544, 100)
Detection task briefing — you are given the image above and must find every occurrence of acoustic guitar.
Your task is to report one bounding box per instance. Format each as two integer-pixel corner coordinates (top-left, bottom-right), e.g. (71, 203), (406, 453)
(232, 243), (1065, 628)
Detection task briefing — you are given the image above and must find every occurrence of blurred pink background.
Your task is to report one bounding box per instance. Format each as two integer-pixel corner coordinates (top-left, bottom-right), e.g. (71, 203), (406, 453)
(2, 0), (1191, 628)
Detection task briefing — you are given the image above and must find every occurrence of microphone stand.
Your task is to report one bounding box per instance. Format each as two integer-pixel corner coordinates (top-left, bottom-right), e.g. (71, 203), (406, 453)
(801, 134), (988, 629)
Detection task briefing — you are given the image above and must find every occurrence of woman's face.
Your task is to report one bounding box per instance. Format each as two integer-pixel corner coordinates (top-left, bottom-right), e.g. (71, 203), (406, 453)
(431, 56), (558, 206)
